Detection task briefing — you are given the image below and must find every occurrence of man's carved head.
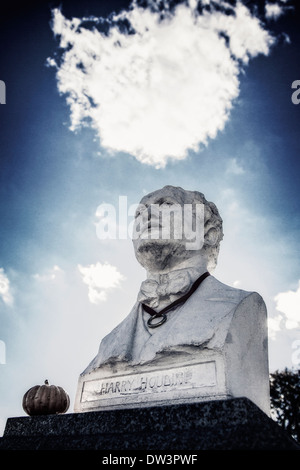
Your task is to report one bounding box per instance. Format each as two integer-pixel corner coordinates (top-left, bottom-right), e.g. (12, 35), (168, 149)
(133, 185), (223, 273)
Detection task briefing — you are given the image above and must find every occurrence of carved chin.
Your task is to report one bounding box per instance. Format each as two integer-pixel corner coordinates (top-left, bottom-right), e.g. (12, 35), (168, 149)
(134, 238), (189, 272)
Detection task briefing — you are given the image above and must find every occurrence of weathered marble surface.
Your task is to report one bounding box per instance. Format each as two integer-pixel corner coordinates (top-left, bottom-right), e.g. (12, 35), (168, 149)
(75, 186), (270, 414)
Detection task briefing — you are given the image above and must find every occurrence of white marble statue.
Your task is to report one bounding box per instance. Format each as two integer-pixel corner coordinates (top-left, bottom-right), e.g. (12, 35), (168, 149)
(76, 186), (270, 414)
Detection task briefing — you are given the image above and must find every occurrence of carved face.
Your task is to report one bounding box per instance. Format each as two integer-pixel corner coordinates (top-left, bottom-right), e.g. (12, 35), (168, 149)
(132, 186), (206, 273)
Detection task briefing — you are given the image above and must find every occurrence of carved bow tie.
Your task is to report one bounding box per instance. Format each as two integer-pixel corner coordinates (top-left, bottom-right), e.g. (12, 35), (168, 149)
(137, 269), (201, 309)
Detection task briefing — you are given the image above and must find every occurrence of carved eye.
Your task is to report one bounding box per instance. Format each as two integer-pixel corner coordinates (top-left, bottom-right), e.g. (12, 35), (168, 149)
(135, 204), (147, 219)
(157, 199), (173, 208)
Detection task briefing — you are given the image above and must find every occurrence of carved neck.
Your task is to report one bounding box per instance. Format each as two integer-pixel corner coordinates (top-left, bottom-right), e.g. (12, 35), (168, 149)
(146, 254), (208, 282)
(138, 255), (209, 310)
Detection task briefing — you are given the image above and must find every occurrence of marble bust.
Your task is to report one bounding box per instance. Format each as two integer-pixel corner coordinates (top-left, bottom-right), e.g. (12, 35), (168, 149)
(75, 186), (270, 414)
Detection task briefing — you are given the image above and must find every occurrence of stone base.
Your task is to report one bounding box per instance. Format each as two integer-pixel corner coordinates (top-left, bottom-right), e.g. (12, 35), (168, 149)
(75, 346), (270, 415)
(0, 398), (299, 451)
(75, 351), (230, 413)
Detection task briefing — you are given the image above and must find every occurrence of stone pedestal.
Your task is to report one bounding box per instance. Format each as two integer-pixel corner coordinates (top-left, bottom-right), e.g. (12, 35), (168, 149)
(0, 398), (299, 450)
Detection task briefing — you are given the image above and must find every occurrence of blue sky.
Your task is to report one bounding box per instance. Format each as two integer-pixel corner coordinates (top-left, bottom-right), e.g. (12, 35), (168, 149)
(0, 0), (299, 434)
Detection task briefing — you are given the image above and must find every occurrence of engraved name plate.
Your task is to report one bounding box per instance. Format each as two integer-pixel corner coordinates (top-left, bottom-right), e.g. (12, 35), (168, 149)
(80, 361), (218, 409)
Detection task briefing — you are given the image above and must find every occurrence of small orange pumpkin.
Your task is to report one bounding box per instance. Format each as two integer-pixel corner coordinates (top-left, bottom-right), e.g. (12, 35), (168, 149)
(22, 380), (70, 416)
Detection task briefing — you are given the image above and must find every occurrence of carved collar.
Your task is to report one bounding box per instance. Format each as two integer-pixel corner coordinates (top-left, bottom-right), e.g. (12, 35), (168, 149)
(137, 266), (209, 310)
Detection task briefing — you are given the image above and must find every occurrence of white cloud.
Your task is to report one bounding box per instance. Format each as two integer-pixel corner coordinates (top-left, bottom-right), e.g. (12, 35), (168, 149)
(0, 268), (13, 306)
(274, 281), (300, 330)
(265, 1), (293, 21)
(268, 314), (283, 340)
(78, 262), (125, 304)
(49, 0), (276, 168)
(265, 3), (285, 20)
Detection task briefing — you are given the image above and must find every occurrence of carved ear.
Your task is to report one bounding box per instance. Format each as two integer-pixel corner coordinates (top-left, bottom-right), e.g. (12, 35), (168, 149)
(204, 227), (218, 246)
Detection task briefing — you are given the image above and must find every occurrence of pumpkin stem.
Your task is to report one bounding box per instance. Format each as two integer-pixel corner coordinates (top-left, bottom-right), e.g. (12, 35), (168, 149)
(44, 379), (49, 385)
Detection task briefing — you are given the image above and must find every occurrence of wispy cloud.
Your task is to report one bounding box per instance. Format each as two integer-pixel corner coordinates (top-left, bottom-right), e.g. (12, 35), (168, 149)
(226, 158), (245, 175)
(48, 0), (278, 168)
(78, 262), (125, 304)
(0, 268), (13, 306)
(265, 1), (291, 20)
(32, 265), (63, 282)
